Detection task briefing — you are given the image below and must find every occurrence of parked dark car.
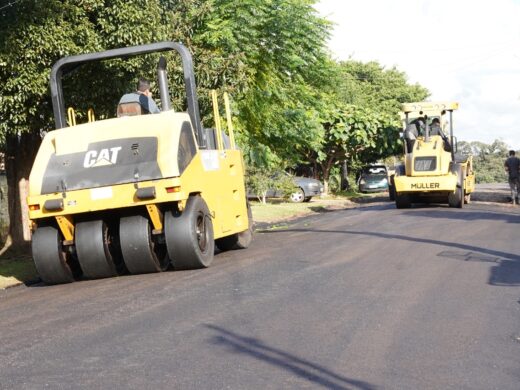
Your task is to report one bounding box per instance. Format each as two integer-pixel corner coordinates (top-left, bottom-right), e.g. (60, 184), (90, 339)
(248, 173), (324, 203)
(357, 165), (389, 193)
(289, 176), (324, 202)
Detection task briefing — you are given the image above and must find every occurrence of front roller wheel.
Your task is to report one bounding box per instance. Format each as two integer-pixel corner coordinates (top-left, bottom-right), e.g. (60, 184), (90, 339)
(165, 195), (214, 270)
(448, 166), (465, 208)
(32, 226), (77, 285)
(75, 220), (118, 279)
(120, 215), (169, 274)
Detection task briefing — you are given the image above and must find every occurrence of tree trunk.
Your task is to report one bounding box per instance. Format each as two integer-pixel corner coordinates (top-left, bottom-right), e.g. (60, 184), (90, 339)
(320, 157), (335, 196)
(261, 192), (267, 204)
(5, 132), (41, 250)
(340, 160), (350, 191)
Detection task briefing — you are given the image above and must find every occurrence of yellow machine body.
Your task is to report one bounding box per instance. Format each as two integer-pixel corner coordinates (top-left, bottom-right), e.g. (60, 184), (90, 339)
(27, 110), (248, 240)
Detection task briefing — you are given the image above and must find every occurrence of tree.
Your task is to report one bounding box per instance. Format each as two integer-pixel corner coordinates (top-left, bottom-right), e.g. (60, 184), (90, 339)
(311, 60), (429, 192)
(458, 139), (511, 183)
(0, 0), (334, 247)
(304, 103), (401, 193)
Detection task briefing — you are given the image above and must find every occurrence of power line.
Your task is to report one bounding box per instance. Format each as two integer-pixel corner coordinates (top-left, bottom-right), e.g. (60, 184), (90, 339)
(0, 0), (21, 12)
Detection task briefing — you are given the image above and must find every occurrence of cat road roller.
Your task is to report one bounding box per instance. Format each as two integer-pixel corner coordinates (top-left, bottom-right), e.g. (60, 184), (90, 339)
(27, 42), (253, 284)
(391, 101), (475, 209)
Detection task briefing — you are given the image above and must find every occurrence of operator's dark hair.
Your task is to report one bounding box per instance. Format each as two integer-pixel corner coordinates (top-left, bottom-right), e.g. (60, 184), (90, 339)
(137, 78), (151, 92)
(510, 150), (516, 156)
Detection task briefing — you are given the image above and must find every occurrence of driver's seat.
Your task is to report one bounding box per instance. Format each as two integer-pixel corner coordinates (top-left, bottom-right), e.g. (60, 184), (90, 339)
(117, 102), (145, 117)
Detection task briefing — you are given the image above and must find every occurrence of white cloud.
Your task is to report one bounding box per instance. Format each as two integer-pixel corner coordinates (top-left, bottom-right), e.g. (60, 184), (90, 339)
(315, 0), (520, 149)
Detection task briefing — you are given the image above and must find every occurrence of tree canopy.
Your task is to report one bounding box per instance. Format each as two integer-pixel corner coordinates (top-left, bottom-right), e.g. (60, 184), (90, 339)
(0, 0), (431, 193)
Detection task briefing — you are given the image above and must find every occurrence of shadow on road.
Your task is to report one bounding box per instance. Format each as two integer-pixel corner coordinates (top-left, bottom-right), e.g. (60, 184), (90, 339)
(399, 207), (520, 224)
(438, 250), (520, 286)
(259, 228), (520, 287)
(205, 324), (377, 390)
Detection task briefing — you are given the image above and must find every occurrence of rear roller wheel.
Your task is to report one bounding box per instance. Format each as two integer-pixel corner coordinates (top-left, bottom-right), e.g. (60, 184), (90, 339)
(395, 193), (411, 209)
(32, 226), (78, 285)
(75, 220), (118, 279)
(388, 176), (396, 201)
(165, 195), (214, 270)
(119, 215), (169, 274)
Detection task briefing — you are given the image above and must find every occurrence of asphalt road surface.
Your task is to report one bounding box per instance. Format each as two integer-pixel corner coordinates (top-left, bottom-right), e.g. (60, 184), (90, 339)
(1, 200), (519, 390)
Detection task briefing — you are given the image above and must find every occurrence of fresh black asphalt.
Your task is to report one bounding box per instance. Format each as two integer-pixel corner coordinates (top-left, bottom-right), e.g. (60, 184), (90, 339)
(1, 200), (519, 389)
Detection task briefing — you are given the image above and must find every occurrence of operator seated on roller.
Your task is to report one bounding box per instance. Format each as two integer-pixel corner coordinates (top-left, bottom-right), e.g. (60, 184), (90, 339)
(117, 78), (160, 117)
(430, 117), (452, 152)
(413, 117), (426, 136)
(404, 123), (418, 152)
(429, 118), (442, 136)
(403, 116), (425, 151)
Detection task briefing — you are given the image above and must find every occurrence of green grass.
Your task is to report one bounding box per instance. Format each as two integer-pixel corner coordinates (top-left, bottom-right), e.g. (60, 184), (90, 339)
(251, 201), (319, 223)
(0, 252), (37, 289)
(0, 175), (37, 289)
(250, 190), (390, 225)
(250, 195), (355, 224)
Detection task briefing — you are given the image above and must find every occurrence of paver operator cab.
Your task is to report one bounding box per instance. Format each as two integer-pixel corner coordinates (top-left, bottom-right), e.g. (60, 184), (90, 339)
(27, 42), (253, 284)
(391, 102), (475, 209)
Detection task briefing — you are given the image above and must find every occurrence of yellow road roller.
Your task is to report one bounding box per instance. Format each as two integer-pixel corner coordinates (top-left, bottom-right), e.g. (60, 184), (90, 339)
(27, 42), (252, 284)
(391, 101), (475, 208)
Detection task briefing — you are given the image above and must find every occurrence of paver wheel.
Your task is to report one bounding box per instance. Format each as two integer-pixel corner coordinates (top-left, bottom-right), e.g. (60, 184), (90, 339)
(75, 220), (119, 279)
(395, 193), (411, 209)
(120, 215), (169, 274)
(165, 195), (215, 270)
(32, 226), (78, 285)
(388, 175), (396, 201)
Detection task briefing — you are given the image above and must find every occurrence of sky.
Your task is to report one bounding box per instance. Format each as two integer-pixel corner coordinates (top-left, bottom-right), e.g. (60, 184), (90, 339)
(315, 0), (520, 150)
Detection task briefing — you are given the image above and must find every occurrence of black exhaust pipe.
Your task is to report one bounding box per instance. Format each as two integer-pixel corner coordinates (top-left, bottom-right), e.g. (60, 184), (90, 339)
(157, 56), (171, 111)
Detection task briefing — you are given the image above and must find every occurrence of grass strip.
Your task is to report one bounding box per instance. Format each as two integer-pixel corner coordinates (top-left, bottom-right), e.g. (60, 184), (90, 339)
(0, 253), (37, 289)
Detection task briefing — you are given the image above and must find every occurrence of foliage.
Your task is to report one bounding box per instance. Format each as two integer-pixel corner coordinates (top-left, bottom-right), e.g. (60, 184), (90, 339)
(0, 0), (332, 165)
(245, 167), (273, 204)
(222, 0), (332, 168)
(301, 102), (402, 192)
(245, 168), (296, 204)
(337, 60), (430, 116)
(297, 60), (429, 193)
(458, 139), (513, 183)
(0, 0), (170, 139)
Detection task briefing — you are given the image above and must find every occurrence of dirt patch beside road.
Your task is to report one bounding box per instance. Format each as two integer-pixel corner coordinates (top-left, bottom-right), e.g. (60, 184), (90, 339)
(471, 183), (511, 204)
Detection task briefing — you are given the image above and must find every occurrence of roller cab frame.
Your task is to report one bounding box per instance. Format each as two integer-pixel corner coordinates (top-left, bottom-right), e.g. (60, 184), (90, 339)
(27, 42), (252, 284)
(392, 101), (475, 209)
